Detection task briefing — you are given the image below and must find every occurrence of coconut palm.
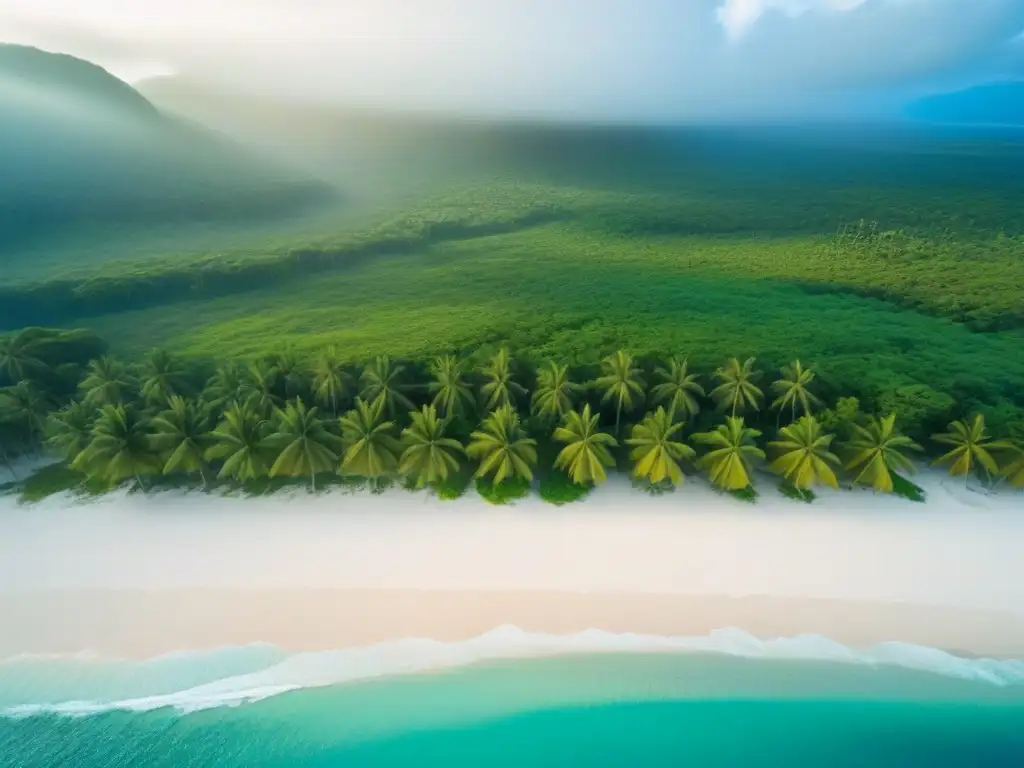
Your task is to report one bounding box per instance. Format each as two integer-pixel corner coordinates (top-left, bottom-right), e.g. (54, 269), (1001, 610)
(400, 405), (465, 488)
(311, 347), (354, 415)
(768, 415), (840, 490)
(204, 362), (248, 412)
(265, 400), (342, 491)
(1000, 444), (1024, 489)
(843, 413), (921, 493)
(932, 414), (1010, 486)
(360, 357), (415, 419)
(150, 396), (214, 486)
(479, 348), (527, 411)
(693, 417), (766, 491)
(0, 330), (47, 385)
(710, 357), (764, 417)
(467, 404), (537, 485)
(771, 360), (822, 427)
(139, 348), (190, 407)
(627, 406), (696, 486)
(428, 355), (475, 418)
(0, 381), (50, 446)
(531, 361), (582, 424)
(243, 357), (281, 417)
(553, 404), (618, 486)
(79, 356), (136, 408)
(594, 350), (645, 435)
(45, 400), (95, 463)
(339, 397), (403, 482)
(206, 401), (272, 483)
(274, 348), (309, 400)
(73, 404), (159, 488)
(651, 357), (705, 421)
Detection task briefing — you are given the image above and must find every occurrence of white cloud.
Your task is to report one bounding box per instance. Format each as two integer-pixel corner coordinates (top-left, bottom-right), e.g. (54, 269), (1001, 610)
(717, 0), (868, 39)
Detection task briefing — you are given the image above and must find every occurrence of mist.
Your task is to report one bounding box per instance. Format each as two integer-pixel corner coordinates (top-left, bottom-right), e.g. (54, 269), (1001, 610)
(2, 0), (1023, 122)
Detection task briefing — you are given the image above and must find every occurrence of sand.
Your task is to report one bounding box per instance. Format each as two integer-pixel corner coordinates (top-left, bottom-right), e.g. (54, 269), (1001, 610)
(0, 470), (1021, 659)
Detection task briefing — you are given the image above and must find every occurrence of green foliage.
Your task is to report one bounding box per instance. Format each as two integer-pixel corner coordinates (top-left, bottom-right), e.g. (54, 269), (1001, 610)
(264, 400), (342, 491)
(531, 361), (582, 424)
(778, 482), (816, 504)
(73, 404), (160, 488)
(843, 413), (922, 493)
(768, 415), (840, 490)
(594, 350), (645, 435)
(339, 397), (402, 481)
(149, 396), (213, 482)
(890, 473), (927, 503)
(771, 360), (822, 425)
(475, 476), (531, 505)
(711, 358), (764, 418)
(693, 417), (766, 491)
(651, 358), (704, 421)
(428, 355), (475, 418)
(480, 348), (527, 411)
(206, 401), (272, 483)
(467, 404), (538, 484)
(538, 470), (592, 505)
(552, 404), (617, 486)
(626, 406), (695, 487)
(932, 414), (1010, 482)
(360, 357), (415, 420)
(399, 405), (464, 488)
(433, 467), (474, 500)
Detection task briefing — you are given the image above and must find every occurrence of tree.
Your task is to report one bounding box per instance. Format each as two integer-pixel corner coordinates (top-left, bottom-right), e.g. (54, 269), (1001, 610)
(46, 400), (95, 463)
(692, 417), (765, 491)
(204, 362), (248, 412)
(265, 399), (342, 491)
(1000, 443), (1024, 489)
(428, 355), (475, 418)
(206, 401), (272, 483)
(843, 413), (922, 493)
(400, 405), (465, 488)
(243, 357), (282, 417)
(710, 357), (764, 417)
(531, 361), (582, 424)
(339, 397), (402, 483)
(360, 357), (415, 419)
(0, 330), (47, 385)
(73, 404), (159, 489)
(467, 404), (537, 485)
(770, 360), (822, 427)
(79, 357), (136, 407)
(932, 414), (1010, 486)
(479, 348), (527, 411)
(312, 347), (354, 415)
(552, 404), (618, 486)
(651, 357), (704, 420)
(0, 381), (49, 446)
(140, 348), (189, 407)
(627, 406), (696, 486)
(274, 348), (309, 400)
(594, 350), (645, 435)
(768, 415), (840, 490)
(150, 396), (213, 486)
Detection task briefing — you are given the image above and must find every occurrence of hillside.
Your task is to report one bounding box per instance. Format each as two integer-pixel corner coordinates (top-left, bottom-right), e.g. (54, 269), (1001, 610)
(907, 82), (1024, 126)
(0, 46), (334, 276)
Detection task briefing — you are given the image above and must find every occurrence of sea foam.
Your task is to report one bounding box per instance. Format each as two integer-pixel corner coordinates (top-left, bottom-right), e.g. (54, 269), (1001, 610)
(3, 626), (1023, 718)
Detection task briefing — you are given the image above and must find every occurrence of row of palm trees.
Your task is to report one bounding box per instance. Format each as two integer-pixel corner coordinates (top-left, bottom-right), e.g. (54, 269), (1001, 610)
(5, 345), (1023, 497)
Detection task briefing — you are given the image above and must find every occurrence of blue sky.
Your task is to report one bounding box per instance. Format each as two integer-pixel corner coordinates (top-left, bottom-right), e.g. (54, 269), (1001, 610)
(1, 0), (1022, 119)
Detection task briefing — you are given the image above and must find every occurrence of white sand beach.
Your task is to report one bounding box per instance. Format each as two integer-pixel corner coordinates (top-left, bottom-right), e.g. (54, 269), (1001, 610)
(1, 471), (1022, 659)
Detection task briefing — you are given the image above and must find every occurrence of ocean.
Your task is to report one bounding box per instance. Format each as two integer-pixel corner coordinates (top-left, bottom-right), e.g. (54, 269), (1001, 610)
(1, 628), (1023, 767)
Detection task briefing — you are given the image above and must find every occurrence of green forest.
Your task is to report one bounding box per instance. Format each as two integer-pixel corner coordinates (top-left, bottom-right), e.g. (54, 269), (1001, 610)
(2, 328), (1021, 505)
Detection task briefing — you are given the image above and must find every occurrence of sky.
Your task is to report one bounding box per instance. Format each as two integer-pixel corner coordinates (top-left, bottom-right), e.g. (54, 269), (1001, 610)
(1, 0), (1023, 120)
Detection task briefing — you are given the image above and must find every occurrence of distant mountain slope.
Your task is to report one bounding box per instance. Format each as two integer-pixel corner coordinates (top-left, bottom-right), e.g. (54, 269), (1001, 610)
(907, 82), (1024, 126)
(0, 46), (333, 265)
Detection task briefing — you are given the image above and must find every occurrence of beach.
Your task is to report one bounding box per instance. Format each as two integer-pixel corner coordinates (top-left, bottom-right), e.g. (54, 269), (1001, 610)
(1, 470), (1022, 660)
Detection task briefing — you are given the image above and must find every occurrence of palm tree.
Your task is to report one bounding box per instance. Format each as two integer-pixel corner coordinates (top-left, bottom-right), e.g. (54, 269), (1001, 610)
(243, 357), (281, 417)
(932, 414), (1010, 486)
(627, 406), (696, 486)
(46, 400), (95, 463)
(150, 396), (213, 486)
(768, 415), (840, 490)
(479, 348), (527, 411)
(651, 357), (704, 421)
(79, 357), (136, 407)
(360, 357), (415, 419)
(339, 397), (402, 483)
(467, 404), (538, 485)
(265, 400), (342, 491)
(400, 405), (465, 488)
(0, 330), (47, 385)
(73, 404), (159, 489)
(206, 401), (272, 483)
(710, 357), (764, 417)
(693, 417), (766, 491)
(312, 347), (354, 416)
(428, 355), (475, 418)
(0, 381), (49, 446)
(1000, 444), (1024, 489)
(771, 360), (822, 427)
(203, 362), (248, 412)
(274, 348), (309, 400)
(843, 414), (922, 493)
(531, 361), (582, 424)
(594, 350), (645, 435)
(552, 404), (618, 486)
(140, 348), (189, 407)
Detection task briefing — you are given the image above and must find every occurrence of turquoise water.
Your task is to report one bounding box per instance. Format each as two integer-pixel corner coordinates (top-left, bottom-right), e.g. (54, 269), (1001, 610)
(2, 649), (1023, 766)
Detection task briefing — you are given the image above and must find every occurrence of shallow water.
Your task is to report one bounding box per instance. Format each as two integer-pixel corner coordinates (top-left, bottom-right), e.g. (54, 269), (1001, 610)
(2, 642), (1023, 767)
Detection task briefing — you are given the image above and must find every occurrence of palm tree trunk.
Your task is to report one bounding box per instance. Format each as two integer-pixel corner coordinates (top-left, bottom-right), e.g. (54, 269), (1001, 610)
(615, 398), (623, 436)
(199, 464), (208, 490)
(134, 471), (147, 493)
(311, 469), (317, 493)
